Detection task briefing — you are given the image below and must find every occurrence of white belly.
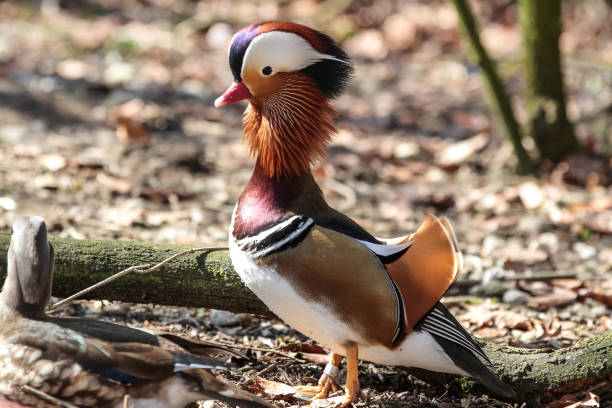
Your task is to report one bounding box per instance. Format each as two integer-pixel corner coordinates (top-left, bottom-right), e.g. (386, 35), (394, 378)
(229, 238), (464, 375)
(229, 238), (367, 352)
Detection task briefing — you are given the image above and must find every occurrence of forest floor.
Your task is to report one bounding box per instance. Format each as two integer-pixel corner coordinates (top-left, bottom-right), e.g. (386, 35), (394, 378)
(0, 0), (611, 407)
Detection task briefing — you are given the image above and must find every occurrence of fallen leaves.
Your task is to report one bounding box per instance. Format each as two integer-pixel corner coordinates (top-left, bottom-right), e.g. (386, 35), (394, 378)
(463, 307), (535, 331)
(462, 303), (565, 341)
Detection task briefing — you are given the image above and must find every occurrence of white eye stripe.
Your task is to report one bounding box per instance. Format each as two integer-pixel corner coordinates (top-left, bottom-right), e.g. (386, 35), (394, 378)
(241, 31), (342, 77)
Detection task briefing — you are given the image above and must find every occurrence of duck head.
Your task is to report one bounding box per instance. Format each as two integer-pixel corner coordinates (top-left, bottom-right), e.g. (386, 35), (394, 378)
(0, 216), (54, 318)
(215, 22), (353, 178)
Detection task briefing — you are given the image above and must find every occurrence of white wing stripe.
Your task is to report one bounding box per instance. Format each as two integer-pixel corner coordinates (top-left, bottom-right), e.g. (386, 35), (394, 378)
(249, 218), (314, 258)
(235, 216), (314, 259)
(237, 216), (303, 247)
(421, 316), (489, 362)
(421, 322), (487, 361)
(355, 239), (413, 257)
(430, 308), (457, 326)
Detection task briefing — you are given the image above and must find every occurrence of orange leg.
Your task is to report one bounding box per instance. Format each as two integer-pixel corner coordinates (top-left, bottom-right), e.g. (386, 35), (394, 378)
(312, 352), (342, 400)
(340, 344), (360, 407)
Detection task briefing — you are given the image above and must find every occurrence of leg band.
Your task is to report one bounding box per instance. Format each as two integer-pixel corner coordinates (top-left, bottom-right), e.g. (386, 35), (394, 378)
(323, 362), (339, 377)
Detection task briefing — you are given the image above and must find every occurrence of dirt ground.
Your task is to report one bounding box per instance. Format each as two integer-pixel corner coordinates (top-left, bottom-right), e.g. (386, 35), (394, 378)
(0, 0), (610, 407)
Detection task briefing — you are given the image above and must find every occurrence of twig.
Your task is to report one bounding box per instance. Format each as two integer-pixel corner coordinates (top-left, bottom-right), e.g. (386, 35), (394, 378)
(48, 264), (150, 311)
(323, 179), (357, 211)
(21, 385), (78, 408)
(198, 338), (307, 363)
(48, 247), (226, 311)
(255, 362), (279, 377)
(508, 272), (577, 281)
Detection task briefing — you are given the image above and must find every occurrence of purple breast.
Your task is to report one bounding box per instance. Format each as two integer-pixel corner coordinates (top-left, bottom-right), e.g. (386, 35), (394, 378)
(232, 170), (295, 238)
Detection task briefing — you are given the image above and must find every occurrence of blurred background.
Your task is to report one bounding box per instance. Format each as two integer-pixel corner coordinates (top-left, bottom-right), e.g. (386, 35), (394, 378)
(0, 1), (611, 405)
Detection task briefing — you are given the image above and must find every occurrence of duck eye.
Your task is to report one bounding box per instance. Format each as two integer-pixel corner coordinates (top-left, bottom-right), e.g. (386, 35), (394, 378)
(261, 66), (273, 76)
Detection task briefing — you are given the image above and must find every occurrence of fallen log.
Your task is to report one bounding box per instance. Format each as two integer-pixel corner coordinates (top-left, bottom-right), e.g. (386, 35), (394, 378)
(0, 232), (610, 398)
(0, 232), (271, 315)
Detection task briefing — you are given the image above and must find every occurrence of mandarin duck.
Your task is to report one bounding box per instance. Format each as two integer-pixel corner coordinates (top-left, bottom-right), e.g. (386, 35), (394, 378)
(215, 22), (516, 405)
(0, 216), (274, 408)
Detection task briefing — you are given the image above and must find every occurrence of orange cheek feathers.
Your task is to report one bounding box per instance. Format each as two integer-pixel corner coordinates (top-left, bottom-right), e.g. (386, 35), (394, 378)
(242, 69), (282, 100)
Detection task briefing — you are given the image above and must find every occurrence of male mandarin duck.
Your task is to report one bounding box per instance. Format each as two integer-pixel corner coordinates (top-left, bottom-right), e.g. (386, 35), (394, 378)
(0, 216), (274, 408)
(215, 22), (516, 406)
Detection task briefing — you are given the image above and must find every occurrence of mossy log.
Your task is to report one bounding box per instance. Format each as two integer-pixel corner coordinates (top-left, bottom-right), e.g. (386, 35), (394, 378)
(0, 232), (610, 398)
(0, 232), (271, 315)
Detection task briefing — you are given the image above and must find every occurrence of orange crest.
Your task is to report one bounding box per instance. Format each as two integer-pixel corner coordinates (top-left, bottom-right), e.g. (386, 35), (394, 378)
(243, 73), (337, 178)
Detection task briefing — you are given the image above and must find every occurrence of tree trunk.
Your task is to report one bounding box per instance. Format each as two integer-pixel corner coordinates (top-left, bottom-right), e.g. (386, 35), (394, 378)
(519, 0), (580, 161)
(449, 0), (533, 174)
(0, 232), (610, 398)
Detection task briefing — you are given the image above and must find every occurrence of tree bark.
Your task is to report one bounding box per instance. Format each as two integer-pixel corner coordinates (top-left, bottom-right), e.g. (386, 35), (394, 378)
(449, 0), (533, 174)
(0, 233), (610, 398)
(519, 0), (580, 161)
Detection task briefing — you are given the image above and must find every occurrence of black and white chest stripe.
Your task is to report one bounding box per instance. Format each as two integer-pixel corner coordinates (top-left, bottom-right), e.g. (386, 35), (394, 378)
(234, 215), (315, 258)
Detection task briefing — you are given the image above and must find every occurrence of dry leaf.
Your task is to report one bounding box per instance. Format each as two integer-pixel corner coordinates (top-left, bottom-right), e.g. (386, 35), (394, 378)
(551, 279), (583, 291)
(436, 133), (489, 167)
(519, 181), (545, 210)
(344, 29), (388, 60)
(382, 13), (418, 51)
(137, 187), (195, 203)
(518, 280), (554, 296)
(41, 154), (68, 171)
(97, 173), (133, 195)
(473, 327), (507, 339)
(492, 245), (548, 265)
(599, 248), (612, 265)
(527, 288), (578, 308)
(252, 377), (297, 400)
(570, 196), (612, 213)
(0, 396), (36, 407)
(280, 343), (327, 354)
(116, 118), (150, 144)
(578, 280), (612, 307)
(102, 206), (144, 227)
(585, 211), (612, 234)
(462, 308), (535, 330)
(56, 59), (88, 79)
(145, 210), (191, 227)
(299, 352), (330, 364)
(112, 99), (150, 144)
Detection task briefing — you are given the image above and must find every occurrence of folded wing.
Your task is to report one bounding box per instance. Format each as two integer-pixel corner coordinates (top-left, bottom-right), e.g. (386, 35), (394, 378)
(371, 215), (461, 331)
